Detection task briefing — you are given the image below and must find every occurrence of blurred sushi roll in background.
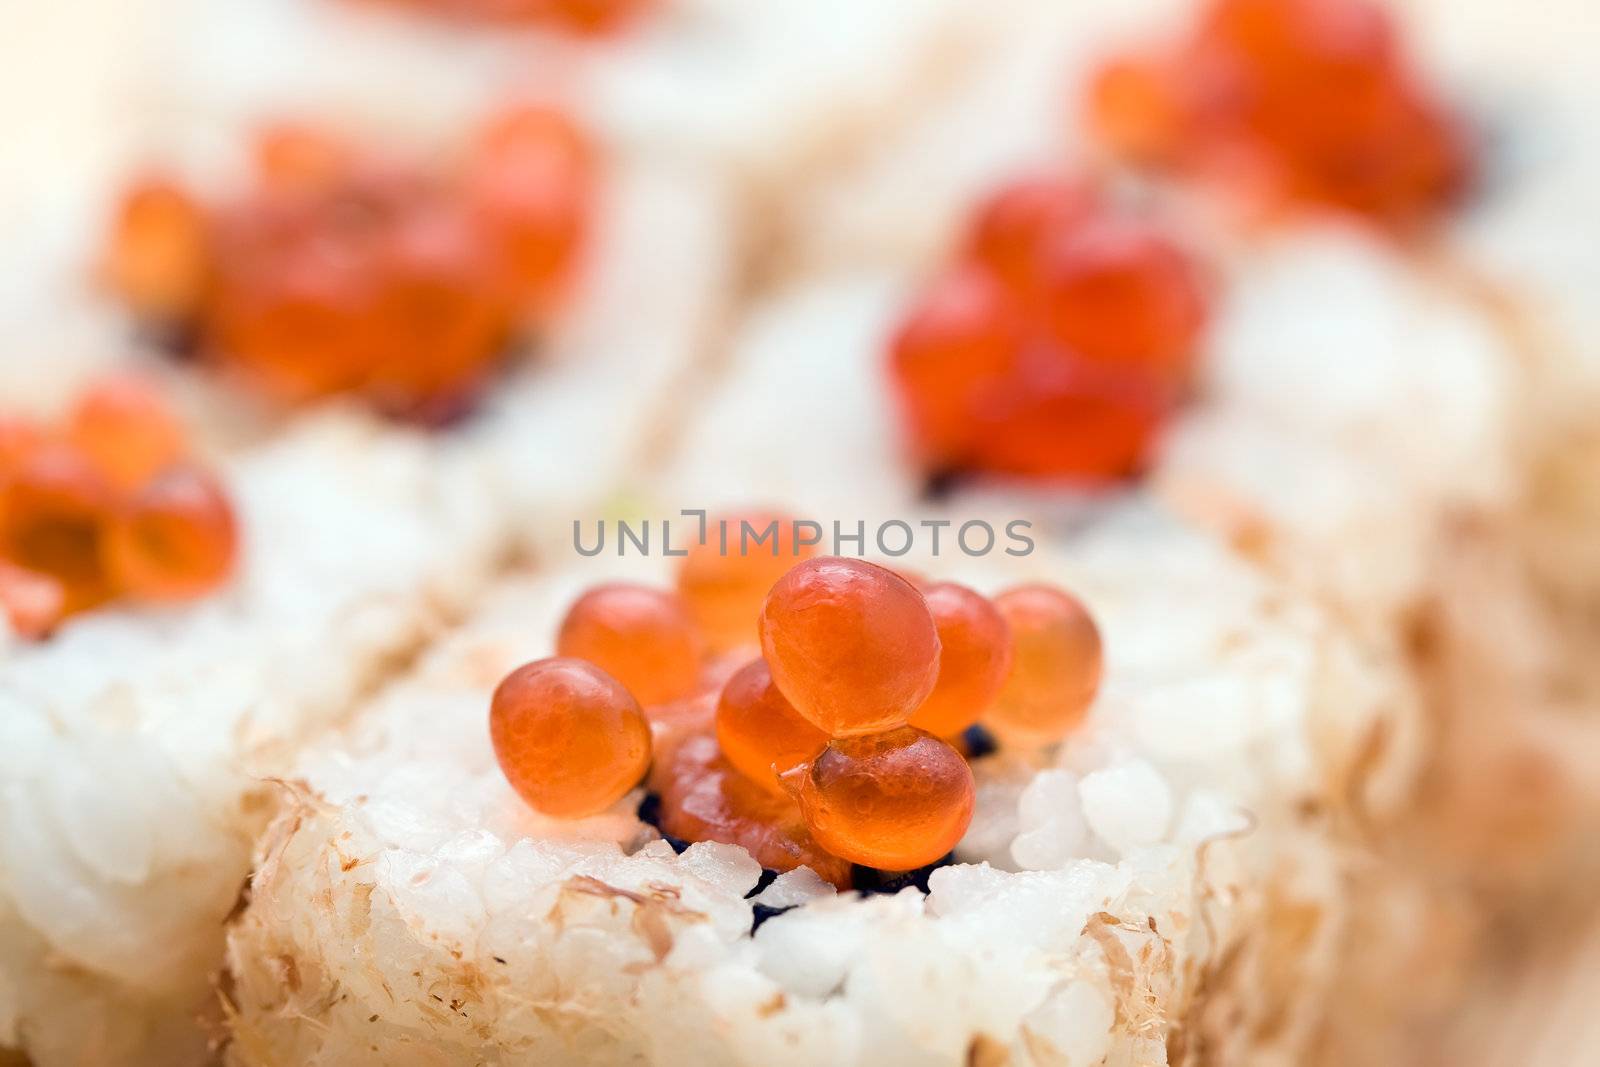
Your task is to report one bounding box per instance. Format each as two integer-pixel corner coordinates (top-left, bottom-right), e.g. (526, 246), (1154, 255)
(0, 411), (504, 1064)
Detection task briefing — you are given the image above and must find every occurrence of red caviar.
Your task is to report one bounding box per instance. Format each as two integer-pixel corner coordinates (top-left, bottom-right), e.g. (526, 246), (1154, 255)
(715, 658), (828, 794)
(67, 375), (188, 491)
(906, 582), (1013, 738)
(1085, 0), (1472, 231)
(987, 585), (1104, 746)
(491, 657), (652, 817)
(101, 176), (210, 322)
(798, 727), (975, 870)
(0, 379), (237, 637)
(106, 464), (238, 601)
(104, 105), (595, 420)
(760, 557), (941, 737)
(675, 511), (818, 653)
(556, 583), (704, 706)
(888, 176), (1206, 481)
(493, 555), (1100, 887)
(655, 732), (852, 888)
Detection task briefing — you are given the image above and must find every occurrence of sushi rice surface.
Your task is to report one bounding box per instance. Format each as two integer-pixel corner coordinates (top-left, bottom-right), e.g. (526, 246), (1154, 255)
(224, 507), (1412, 1066)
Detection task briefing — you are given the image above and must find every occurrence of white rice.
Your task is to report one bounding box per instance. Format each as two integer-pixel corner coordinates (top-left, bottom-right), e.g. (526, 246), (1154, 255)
(224, 505), (1411, 1066)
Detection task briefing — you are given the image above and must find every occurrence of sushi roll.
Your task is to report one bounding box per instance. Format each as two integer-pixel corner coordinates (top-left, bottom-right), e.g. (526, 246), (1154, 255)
(0, 408), (504, 1066)
(223, 505), (1411, 1065)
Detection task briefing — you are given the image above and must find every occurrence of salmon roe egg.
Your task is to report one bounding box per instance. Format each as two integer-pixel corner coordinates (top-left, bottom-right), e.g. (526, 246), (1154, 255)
(464, 105), (595, 318)
(555, 583), (703, 706)
(798, 727), (975, 870)
(715, 658), (829, 794)
(101, 176), (210, 321)
(490, 657), (652, 817)
(655, 732), (852, 888)
(675, 511), (816, 653)
(887, 266), (1022, 469)
(1034, 219), (1208, 386)
(106, 463), (239, 601)
(760, 557), (941, 737)
(961, 174), (1097, 293)
(906, 582), (1013, 738)
(0, 446), (115, 614)
(986, 585), (1103, 746)
(67, 375), (188, 491)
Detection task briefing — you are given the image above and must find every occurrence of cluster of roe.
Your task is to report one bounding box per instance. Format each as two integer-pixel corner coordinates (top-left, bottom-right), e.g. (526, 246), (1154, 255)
(0, 377), (238, 639)
(889, 175), (1208, 481)
(102, 105), (594, 420)
(1085, 0), (1473, 231)
(490, 532), (1105, 884)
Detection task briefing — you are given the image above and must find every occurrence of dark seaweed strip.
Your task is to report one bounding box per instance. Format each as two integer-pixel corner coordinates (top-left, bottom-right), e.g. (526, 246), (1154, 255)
(851, 852), (955, 896)
(634, 793), (691, 855)
(960, 723), (997, 760)
(750, 903), (796, 932)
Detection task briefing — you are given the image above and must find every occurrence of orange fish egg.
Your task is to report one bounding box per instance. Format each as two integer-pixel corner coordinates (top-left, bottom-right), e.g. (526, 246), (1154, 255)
(555, 582), (704, 707)
(102, 176), (211, 322)
(961, 173), (1098, 294)
(798, 727), (975, 871)
(887, 266), (1023, 469)
(0, 445), (116, 614)
(490, 657), (652, 818)
(760, 557), (941, 737)
(465, 105), (595, 318)
(906, 582), (1013, 739)
(675, 511), (817, 654)
(1033, 218), (1208, 386)
(715, 658), (829, 794)
(106, 463), (239, 602)
(67, 375), (189, 491)
(986, 585), (1103, 746)
(655, 731), (852, 888)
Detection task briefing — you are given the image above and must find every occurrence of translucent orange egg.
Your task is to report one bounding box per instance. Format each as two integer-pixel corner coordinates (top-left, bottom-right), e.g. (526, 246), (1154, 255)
(555, 583), (703, 707)
(0, 561), (67, 639)
(675, 511), (817, 654)
(253, 123), (354, 195)
(205, 197), (386, 403)
(490, 657), (652, 818)
(987, 585), (1103, 746)
(961, 174), (1098, 293)
(0, 446), (115, 614)
(887, 266), (1023, 468)
(106, 463), (238, 601)
(1034, 218), (1208, 386)
(798, 727), (975, 870)
(102, 176), (211, 322)
(760, 557), (941, 737)
(365, 202), (510, 417)
(715, 658), (829, 794)
(906, 582), (1013, 738)
(1085, 56), (1184, 169)
(962, 347), (1173, 481)
(67, 375), (188, 491)
(465, 105), (594, 318)
(655, 731), (852, 888)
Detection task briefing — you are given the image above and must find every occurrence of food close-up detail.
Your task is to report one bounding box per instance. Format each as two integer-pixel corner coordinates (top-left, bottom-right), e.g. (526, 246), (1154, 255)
(4, 0), (1600, 1065)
